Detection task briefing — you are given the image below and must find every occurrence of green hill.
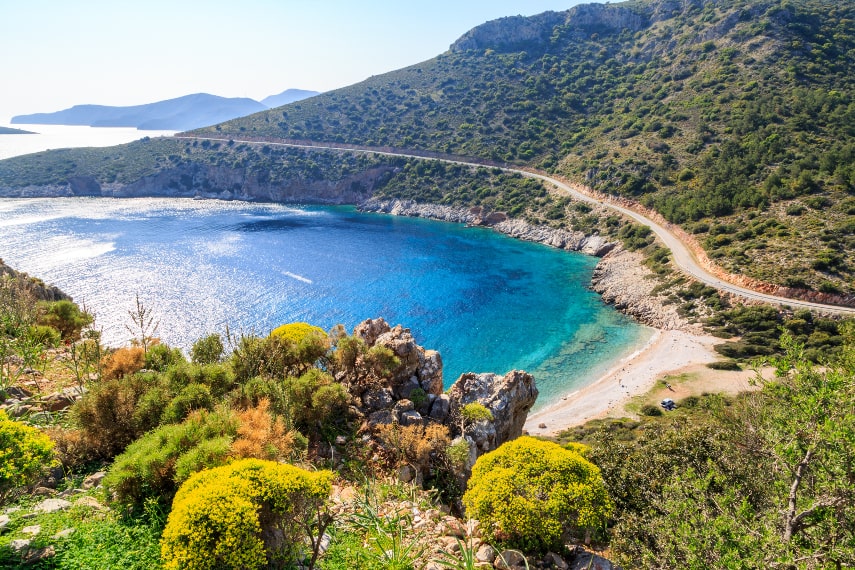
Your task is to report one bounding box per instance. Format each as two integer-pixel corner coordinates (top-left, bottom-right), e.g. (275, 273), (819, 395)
(190, 0), (854, 295)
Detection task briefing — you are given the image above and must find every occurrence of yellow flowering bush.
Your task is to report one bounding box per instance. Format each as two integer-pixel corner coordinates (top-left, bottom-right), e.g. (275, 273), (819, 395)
(161, 459), (334, 570)
(462, 436), (612, 552)
(269, 322), (327, 345)
(0, 410), (57, 499)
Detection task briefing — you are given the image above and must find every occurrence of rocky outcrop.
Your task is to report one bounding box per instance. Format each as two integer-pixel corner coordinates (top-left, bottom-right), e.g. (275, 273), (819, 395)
(591, 248), (697, 331)
(0, 259), (70, 302)
(446, 370), (539, 452)
(450, 2), (649, 54)
(359, 199), (616, 257)
(0, 163), (394, 205)
(344, 318), (537, 485)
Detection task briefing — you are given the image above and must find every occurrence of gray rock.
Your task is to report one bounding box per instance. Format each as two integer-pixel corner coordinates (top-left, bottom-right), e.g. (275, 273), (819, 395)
(429, 394), (451, 421)
(545, 551), (569, 570)
(495, 549), (527, 569)
(24, 545), (56, 563)
(367, 410), (394, 429)
(22, 524), (41, 535)
(399, 410), (423, 427)
(447, 370), (538, 450)
(53, 528), (76, 539)
(393, 399), (414, 420)
(419, 350), (443, 395)
(570, 552), (615, 570)
(362, 388), (394, 411)
(398, 464), (416, 484)
(32, 486), (56, 497)
(5, 386), (31, 399)
(334, 435), (347, 446)
(0, 514), (10, 531)
(34, 498), (72, 514)
(476, 544), (497, 563)
(398, 376), (419, 400)
(81, 471), (107, 490)
(9, 538), (31, 553)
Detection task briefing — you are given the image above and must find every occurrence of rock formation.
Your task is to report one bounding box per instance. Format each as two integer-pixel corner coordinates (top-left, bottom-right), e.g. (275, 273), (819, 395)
(345, 318), (538, 484)
(359, 198), (616, 257)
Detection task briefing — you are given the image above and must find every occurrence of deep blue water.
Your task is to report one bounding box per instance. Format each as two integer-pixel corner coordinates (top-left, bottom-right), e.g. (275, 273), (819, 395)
(0, 198), (650, 409)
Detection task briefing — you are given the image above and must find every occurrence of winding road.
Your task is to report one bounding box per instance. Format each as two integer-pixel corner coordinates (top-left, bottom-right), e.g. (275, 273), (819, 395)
(177, 135), (855, 317)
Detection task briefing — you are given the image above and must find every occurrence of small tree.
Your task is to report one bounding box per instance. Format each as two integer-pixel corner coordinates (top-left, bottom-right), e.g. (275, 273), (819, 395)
(126, 293), (159, 354)
(463, 436), (612, 552)
(459, 402), (493, 434)
(190, 333), (224, 365)
(38, 299), (93, 340)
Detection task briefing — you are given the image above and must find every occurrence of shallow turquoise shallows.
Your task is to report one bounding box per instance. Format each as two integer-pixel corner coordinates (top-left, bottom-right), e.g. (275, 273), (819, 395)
(0, 197), (650, 409)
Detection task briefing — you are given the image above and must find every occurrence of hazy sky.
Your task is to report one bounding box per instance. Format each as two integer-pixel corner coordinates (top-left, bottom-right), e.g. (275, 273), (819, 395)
(1, 0), (588, 122)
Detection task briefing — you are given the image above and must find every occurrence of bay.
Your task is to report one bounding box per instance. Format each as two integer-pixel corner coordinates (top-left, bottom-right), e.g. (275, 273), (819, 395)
(0, 197), (651, 409)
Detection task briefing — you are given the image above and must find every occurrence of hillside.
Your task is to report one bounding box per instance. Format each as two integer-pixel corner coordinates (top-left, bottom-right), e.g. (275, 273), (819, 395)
(11, 93), (267, 131)
(191, 0), (854, 296)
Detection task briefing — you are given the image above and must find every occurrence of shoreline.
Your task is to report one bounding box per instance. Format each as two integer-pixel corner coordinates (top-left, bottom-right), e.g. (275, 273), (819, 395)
(523, 329), (741, 435)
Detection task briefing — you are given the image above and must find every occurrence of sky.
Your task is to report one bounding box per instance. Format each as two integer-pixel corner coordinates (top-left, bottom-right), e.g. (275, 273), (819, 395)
(0, 0), (588, 123)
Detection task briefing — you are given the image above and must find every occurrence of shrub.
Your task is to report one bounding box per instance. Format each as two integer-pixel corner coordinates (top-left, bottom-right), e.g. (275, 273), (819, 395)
(104, 408), (239, 510)
(190, 333), (224, 364)
(160, 459), (334, 570)
(27, 324), (61, 347)
(375, 422), (450, 469)
(707, 360), (742, 371)
(283, 369), (349, 430)
(462, 436), (612, 552)
(38, 299), (92, 340)
(161, 383), (215, 424)
(72, 373), (161, 458)
(0, 410), (57, 499)
(230, 399), (306, 461)
(144, 343), (186, 371)
(101, 346), (146, 380)
(640, 404), (663, 417)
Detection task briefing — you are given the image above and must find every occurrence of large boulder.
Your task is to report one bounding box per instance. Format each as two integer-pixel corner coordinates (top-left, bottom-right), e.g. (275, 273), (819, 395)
(446, 370), (538, 451)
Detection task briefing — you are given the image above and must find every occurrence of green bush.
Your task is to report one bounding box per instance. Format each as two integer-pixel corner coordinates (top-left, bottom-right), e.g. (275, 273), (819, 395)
(0, 410), (57, 499)
(38, 299), (93, 340)
(144, 343), (186, 372)
(160, 459), (333, 570)
(161, 383), (215, 424)
(27, 324), (61, 347)
(190, 333), (225, 365)
(462, 436), (612, 552)
(640, 404), (663, 417)
(104, 408), (238, 510)
(283, 369), (349, 430)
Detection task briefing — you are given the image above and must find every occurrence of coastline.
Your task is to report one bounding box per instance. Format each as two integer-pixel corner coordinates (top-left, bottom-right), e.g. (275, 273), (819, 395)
(359, 198), (742, 434)
(523, 329), (730, 435)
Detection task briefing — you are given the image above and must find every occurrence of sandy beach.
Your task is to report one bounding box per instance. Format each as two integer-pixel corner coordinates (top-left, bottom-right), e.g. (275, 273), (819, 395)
(524, 329), (759, 436)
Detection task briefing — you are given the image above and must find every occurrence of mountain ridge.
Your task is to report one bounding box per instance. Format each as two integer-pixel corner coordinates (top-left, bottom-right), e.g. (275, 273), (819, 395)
(10, 89), (319, 131)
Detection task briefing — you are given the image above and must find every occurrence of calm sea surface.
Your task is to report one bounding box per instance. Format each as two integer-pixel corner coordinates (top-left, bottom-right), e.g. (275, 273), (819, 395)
(0, 197), (651, 409)
(0, 124), (175, 160)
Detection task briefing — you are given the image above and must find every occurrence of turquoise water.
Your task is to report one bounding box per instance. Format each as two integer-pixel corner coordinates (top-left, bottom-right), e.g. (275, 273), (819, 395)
(0, 197), (650, 409)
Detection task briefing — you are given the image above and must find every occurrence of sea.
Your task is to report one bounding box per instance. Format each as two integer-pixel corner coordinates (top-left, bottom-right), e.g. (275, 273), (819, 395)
(0, 123), (176, 160)
(0, 126), (651, 410)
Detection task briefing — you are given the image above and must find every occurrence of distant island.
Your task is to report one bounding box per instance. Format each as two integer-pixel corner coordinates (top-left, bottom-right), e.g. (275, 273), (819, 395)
(10, 89), (319, 131)
(260, 88), (320, 108)
(0, 126), (35, 134)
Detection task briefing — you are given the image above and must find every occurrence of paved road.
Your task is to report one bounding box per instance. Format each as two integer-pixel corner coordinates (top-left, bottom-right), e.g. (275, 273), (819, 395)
(177, 135), (855, 316)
